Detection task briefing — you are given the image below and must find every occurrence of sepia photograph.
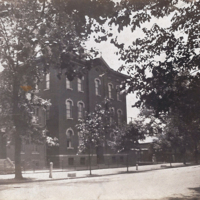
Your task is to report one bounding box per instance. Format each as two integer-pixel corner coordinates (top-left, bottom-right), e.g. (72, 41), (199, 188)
(0, 0), (200, 199)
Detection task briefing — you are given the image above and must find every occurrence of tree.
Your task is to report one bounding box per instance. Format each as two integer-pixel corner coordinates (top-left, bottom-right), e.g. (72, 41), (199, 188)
(76, 98), (114, 175)
(153, 111), (200, 165)
(101, 0), (200, 160)
(109, 122), (145, 172)
(0, 0), (117, 179)
(115, 0), (200, 118)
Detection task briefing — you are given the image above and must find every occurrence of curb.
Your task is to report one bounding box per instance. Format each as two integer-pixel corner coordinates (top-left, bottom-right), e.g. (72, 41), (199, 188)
(0, 163), (196, 185)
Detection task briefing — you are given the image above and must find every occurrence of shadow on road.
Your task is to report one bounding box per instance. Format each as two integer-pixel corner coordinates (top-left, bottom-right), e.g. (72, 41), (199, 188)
(159, 186), (200, 200)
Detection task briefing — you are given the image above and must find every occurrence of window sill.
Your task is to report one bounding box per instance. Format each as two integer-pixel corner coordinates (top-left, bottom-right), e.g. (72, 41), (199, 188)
(32, 152), (39, 154)
(34, 90), (39, 93)
(66, 88), (73, 90)
(21, 152), (25, 154)
(78, 90), (84, 93)
(96, 94), (101, 97)
(67, 147), (74, 150)
(67, 118), (73, 120)
(44, 89), (50, 91)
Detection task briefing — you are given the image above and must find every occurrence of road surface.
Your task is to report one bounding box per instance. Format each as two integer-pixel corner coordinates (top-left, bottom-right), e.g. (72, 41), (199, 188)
(0, 165), (200, 200)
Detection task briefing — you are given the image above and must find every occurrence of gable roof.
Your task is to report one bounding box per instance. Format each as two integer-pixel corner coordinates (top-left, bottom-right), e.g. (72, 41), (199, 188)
(92, 57), (129, 79)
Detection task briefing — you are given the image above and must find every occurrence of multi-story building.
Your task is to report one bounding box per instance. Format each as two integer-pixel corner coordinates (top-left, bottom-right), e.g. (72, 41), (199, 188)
(38, 57), (128, 167)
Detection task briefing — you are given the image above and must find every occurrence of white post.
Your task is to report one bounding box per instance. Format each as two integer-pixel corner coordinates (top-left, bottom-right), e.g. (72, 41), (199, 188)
(49, 162), (53, 178)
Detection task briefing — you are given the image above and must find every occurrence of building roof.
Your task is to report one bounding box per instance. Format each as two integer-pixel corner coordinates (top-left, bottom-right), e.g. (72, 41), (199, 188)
(92, 57), (129, 79)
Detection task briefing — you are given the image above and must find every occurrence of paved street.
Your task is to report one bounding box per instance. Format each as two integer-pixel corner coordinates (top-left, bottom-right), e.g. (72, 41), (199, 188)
(0, 164), (200, 200)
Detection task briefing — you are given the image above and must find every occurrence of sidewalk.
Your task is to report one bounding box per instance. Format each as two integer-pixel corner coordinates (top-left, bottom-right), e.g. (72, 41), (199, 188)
(0, 162), (191, 184)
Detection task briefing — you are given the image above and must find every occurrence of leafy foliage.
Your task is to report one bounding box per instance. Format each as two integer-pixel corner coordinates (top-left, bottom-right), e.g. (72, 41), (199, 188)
(108, 122), (145, 172)
(116, 1), (200, 118)
(76, 98), (115, 154)
(76, 98), (115, 174)
(104, 0), (200, 161)
(0, 0), (116, 179)
(109, 122), (145, 153)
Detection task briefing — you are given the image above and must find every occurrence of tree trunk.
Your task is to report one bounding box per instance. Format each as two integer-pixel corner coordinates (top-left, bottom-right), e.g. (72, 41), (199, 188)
(14, 127), (23, 179)
(88, 147), (92, 175)
(126, 153), (129, 172)
(13, 78), (23, 179)
(194, 144), (198, 164)
(182, 151), (186, 165)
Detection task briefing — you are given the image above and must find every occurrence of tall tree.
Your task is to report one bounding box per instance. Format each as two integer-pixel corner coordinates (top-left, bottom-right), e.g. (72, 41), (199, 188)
(115, 1), (200, 117)
(0, 0), (116, 179)
(109, 122), (145, 172)
(76, 98), (114, 175)
(104, 0), (200, 156)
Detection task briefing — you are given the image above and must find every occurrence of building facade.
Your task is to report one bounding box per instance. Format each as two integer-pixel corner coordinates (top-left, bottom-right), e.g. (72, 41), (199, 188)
(38, 57), (128, 167)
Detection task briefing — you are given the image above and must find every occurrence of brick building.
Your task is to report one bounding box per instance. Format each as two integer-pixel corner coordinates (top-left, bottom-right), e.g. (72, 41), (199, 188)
(38, 57), (128, 167)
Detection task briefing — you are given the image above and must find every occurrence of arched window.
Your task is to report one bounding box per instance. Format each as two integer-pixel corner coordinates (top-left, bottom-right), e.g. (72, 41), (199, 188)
(95, 78), (101, 96)
(78, 132), (82, 146)
(77, 101), (84, 119)
(66, 99), (73, 119)
(109, 107), (115, 125)
(117, 109), (122, 125)
(77, 77), (84, 92)
(116, 85), (121, 101)
(108, 83), (113, 99)
(46, 106), (50, 120)
(33, 107), (46, 127)
(66, 128), (74, 148)
(45, 73), (50, 89)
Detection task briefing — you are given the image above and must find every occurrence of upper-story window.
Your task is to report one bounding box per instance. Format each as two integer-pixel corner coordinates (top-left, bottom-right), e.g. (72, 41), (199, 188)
(33, 107), (46, 127)
(66, 99), (73, 119)
(32, 144), (39, 154)
(108, 83), (113, 99)
(77, 77), (84, 92)
(117, 109), (122, 126)
(116, 85), (121, 101)
(95, 78), (101, 96)
(77, 101), (85, 119)
(45, 73), (50, 90)
(21, 142), (25, 154)
(46, 106), (50, 120)
(109, 107), (115, 125)
(66, 78), (72, 90)
(66, 128), (74, 149)
(78, 132), (82, 146)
